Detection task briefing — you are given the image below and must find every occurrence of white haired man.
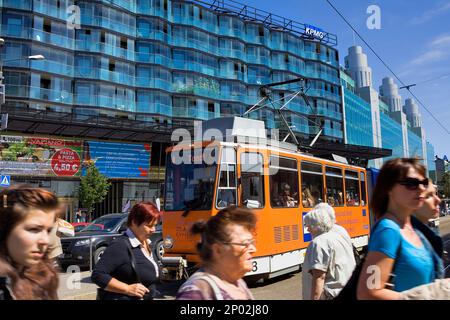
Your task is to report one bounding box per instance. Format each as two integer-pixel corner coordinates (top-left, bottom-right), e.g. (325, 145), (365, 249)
(314, 202), (352, 248)
(302, 206), (356, 300)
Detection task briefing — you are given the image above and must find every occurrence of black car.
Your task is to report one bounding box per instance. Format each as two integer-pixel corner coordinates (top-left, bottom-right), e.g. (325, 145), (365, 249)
(58, 213), (164, 270)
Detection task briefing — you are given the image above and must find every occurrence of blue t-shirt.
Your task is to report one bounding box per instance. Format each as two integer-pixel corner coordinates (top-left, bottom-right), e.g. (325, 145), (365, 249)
(368, 218), (434, 292)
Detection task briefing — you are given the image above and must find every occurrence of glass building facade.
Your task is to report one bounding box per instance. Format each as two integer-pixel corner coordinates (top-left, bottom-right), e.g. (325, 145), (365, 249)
(341, 72), (373, 147)
(380, 111), (404, 161)
(407, 128), (423, 159)
(426, 141), (436, 182)
(0, 0), (343, 142)
(340, 68), (436, 169)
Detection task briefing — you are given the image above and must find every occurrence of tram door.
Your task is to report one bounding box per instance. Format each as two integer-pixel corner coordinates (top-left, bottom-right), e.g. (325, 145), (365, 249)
(236, 148), (265, 209)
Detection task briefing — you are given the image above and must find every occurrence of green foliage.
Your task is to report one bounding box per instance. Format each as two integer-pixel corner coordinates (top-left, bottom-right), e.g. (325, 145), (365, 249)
(78, 164), (111, 216)
(443, 171), (450, 198)
(2, 142), (33, 161)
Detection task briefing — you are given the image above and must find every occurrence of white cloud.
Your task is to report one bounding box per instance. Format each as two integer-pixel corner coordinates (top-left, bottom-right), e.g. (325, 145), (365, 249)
(411, 2), (450, 24)
(431, 35), (450, 46)
(405, 33), (450, 67)
(410, 50), (447, 66)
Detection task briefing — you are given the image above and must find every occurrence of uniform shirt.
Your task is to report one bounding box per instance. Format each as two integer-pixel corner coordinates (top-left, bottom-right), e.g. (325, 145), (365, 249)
(368, 218), (435, 292)
(302, 230), (356, 300)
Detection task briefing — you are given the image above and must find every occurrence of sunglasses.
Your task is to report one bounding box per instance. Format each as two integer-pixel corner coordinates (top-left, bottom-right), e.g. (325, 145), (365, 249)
(397, 177), (429, 190)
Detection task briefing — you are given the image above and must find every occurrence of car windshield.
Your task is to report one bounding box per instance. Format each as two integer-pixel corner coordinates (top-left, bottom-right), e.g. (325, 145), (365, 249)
(83, 216), (124, 232)
(74, 225), (86, 233)
(164, 146), (217, 212)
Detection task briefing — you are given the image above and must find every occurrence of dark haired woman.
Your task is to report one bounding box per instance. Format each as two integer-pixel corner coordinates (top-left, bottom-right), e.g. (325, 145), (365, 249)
(0, 186), (60, 300)
(357, 158), (438, 299)
(176, 206), (256, 300)
(91, 202), (161, 300)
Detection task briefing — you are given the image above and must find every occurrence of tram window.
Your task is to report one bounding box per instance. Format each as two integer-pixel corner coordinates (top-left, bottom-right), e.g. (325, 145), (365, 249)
(360, 171), (367, 206)
(345, 170), (360, 206)
(240, 152), (264, 208)
(301, 162), (324, 208)
(219, 164), (236, 187)
(217, 164), (237, 208)
(325, 166), (344, 207)
(269, 156), (299, 208)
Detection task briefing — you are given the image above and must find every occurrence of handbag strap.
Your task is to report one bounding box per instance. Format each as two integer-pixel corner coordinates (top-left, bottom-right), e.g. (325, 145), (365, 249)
(123, 236), (141, 284)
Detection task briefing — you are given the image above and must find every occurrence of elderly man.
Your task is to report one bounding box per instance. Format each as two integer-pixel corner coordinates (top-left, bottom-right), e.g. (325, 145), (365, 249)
(314, 202), (353, 248)
(302, 206), (356, 300)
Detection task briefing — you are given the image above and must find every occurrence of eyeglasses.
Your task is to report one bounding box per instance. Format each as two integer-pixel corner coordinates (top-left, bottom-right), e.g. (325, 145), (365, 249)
(397, 177), (429, 190)
(222, 239), (256, 249)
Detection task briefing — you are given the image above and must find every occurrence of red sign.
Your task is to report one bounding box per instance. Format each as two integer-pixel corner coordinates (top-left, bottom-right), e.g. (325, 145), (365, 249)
(51, 148), (81, 176)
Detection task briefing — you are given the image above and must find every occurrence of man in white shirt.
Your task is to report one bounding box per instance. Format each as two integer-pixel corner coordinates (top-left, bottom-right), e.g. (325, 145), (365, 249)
(302, 206), (356, 300)
(314, 202), (353, 247)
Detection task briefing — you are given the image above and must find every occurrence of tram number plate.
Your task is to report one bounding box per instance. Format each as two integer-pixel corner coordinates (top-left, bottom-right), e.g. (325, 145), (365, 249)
(245, 257), (270, 275)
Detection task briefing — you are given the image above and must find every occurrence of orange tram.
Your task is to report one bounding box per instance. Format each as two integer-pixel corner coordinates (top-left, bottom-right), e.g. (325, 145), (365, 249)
(161, 117), (371, 281)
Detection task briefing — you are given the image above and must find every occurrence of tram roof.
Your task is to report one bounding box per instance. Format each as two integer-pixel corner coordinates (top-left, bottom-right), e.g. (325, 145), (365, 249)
(168, 117), (392, 168)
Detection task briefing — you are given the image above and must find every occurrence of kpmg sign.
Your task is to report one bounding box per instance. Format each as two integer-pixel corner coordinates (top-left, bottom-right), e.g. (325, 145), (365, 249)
(304, 24), (325, 40)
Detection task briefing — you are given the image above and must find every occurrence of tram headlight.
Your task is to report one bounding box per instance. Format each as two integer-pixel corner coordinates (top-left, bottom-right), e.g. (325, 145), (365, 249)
(163, 236), (174, 249)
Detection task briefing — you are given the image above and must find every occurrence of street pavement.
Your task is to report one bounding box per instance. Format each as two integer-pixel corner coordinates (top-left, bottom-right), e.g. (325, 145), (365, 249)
(58, 215), (450, 300)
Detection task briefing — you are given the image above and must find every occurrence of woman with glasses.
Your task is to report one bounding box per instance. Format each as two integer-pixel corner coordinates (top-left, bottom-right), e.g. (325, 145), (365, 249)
(176, 206), (256, 300)
(357, 158), (438, 299)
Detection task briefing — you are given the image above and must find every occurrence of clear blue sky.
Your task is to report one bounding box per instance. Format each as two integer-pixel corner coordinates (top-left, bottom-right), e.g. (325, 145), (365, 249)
(239, 0), (450, 158)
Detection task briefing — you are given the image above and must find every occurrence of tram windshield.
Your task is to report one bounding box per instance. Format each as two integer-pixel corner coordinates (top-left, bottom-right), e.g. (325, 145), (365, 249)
(164, 147), (217, 212)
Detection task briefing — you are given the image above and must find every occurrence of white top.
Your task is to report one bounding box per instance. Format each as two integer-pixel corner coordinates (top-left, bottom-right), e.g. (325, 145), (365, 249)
(302, 230), (356, 300)
(125, 229), (159, 277)
(332, 224), (353, 248)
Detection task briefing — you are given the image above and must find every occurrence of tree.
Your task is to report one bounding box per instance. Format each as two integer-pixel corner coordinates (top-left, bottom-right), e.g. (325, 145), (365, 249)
(443, 171), (450, 199)
(78, 164), (111, 221)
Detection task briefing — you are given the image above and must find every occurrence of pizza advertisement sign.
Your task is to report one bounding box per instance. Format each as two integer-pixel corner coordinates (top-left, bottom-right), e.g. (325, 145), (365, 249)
(0, 135), (83, 177)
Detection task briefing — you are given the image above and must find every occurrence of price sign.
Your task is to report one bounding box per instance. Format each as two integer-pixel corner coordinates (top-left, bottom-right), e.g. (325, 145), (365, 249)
(51, 148), (81, 176)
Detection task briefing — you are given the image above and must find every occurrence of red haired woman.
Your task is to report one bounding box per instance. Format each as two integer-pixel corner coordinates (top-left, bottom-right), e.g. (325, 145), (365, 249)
(91, 202), (161, 300)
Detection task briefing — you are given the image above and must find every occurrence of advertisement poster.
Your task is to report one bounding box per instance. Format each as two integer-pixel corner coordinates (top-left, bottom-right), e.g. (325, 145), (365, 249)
(82, 141), (151, 179)
(0, 135), (83, 177)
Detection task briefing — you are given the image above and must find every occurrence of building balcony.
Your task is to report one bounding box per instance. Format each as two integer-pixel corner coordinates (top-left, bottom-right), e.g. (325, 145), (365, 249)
(5, 85), (73, 104)
(75, 94), (135, 112)
(136, 103), (173, 117)
(171, 37), (219, 55)
(76, 41), (135, 61)
(135, 52), (171, 66)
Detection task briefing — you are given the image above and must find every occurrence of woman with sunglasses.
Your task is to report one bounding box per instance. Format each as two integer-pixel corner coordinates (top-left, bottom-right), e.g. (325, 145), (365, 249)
(176, 206), (256, 300)
(357, 158), (438, 299)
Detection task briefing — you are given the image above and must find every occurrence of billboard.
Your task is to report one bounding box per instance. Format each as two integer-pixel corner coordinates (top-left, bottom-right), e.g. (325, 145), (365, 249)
(0, 135), (83, 177)
(82, 141), (151, 179)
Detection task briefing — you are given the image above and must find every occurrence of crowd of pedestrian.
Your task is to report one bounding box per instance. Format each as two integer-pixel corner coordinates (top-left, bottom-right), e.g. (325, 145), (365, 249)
(0, 157), (448, 300)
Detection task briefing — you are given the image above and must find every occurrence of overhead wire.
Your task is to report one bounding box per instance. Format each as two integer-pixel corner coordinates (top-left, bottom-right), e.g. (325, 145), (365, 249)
(325, 0), (450, 135)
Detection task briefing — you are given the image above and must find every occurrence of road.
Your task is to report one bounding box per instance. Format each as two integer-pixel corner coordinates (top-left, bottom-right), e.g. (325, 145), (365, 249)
(58, 215), (450, 300)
